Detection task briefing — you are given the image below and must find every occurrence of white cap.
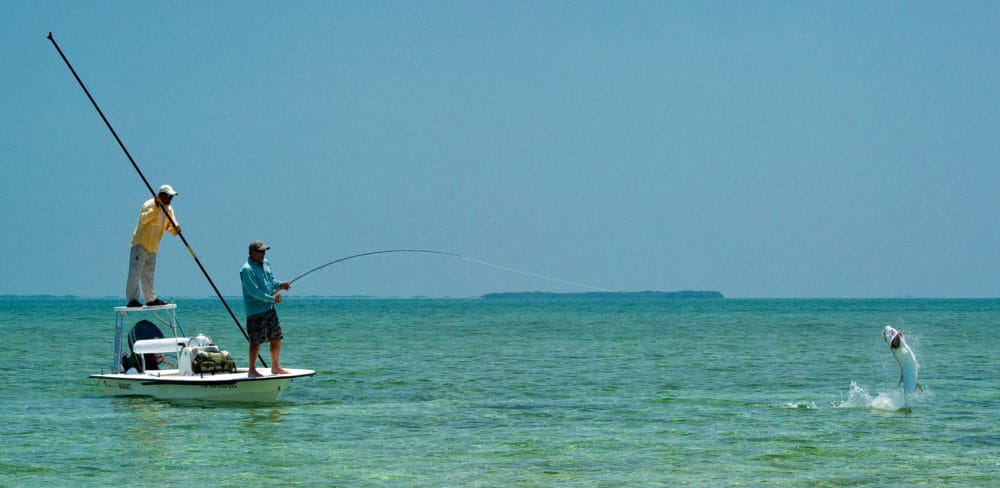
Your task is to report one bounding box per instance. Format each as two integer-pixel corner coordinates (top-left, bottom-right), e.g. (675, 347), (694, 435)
(158, 184), (178, 196)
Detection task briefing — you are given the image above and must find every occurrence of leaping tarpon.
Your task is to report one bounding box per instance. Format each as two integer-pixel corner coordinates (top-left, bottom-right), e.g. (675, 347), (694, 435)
(882, 325), (922, 402)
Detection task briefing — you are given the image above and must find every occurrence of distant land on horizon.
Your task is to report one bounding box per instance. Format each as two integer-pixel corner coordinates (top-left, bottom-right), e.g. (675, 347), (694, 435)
(2, 291), (725, 301)
(5, 293), (998, 300)
(0, 294), (83, 300)
(481, 290), (725, 299)
(1, 291), (725, 300)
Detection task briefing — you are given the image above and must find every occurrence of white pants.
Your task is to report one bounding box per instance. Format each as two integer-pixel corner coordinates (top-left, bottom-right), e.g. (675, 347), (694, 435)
(126, 245), (158, 303)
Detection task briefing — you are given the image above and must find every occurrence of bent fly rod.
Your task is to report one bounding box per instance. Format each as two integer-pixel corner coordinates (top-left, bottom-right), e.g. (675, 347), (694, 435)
(47, 33), (267, 368)
(289, 249), (462, 284)
(289, 249), (614, 292)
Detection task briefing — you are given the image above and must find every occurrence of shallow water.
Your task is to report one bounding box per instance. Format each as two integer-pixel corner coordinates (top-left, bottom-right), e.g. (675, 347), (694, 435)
(1, 298), (997, 486)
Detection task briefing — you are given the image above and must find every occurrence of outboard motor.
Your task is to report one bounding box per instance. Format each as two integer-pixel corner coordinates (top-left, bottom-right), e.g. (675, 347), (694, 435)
(122, 319), (164, 372)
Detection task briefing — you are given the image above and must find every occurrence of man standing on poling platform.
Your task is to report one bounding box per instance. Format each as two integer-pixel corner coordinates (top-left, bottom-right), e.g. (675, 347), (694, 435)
(125, 184), (181, 307)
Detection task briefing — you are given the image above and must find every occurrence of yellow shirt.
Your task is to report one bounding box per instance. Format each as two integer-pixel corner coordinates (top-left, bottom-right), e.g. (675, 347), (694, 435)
(129, 198), (179, 253)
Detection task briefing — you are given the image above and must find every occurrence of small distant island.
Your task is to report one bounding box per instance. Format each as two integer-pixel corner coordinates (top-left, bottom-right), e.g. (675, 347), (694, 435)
(0, 294), (82, 300)
(481, 290), (724, 299)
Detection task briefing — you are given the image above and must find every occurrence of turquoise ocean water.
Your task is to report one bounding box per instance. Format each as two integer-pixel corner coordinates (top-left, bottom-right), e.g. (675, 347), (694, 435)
(1, 297), (998, 486)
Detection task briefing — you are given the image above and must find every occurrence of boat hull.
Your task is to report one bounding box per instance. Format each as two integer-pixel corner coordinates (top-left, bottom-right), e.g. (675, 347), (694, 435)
(91, 368), (316, 403)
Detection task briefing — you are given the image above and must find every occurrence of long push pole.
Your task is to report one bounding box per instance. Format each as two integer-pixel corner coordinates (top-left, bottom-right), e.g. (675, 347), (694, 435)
(47, 32), (267, 368)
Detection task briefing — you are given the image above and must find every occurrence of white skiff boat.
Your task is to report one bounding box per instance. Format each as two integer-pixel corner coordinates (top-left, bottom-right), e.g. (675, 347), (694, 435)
(91, 304), (315, 403)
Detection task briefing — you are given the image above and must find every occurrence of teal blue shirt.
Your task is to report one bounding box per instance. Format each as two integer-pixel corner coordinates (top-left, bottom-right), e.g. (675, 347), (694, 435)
(241, 257), (282, 318)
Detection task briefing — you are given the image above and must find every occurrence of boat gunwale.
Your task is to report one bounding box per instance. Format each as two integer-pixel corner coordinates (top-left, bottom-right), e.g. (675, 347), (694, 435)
(91, 368), (316, 386)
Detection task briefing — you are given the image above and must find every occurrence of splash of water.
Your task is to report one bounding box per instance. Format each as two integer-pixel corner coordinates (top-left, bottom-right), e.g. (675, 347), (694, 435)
(783, 401), (817, 409)
(836, 381), (907, 411)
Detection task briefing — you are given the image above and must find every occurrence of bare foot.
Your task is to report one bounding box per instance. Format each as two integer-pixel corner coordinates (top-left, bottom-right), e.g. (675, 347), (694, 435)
(271, 367), (290, 375)
(248, 369), (264, 378)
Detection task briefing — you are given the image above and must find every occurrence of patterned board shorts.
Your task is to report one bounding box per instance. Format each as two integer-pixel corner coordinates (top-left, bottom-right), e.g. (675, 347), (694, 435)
(247, 308), (283, 346)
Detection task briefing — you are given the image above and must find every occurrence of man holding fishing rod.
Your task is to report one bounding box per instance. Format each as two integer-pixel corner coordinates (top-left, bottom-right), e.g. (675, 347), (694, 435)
(241, 241), (292, 377)
(125, 184), (181, 307)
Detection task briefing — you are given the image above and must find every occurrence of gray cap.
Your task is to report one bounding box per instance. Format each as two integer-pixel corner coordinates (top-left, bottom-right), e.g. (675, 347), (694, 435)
(249, 241), (270, 252)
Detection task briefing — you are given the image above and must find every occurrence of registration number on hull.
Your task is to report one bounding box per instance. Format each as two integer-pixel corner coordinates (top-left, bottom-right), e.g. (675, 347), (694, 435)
(102, 381), (133, 391)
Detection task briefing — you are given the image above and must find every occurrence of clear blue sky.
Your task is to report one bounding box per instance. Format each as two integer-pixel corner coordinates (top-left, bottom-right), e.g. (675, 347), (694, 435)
(3, 2), (998, 298)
